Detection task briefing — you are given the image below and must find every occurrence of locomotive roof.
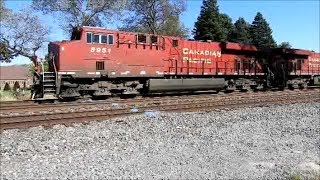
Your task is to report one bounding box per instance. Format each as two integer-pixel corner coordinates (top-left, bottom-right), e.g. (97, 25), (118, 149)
(67, 26), (318, 58)
(81, 26), (181, 39)
(261, 47), (312, 59)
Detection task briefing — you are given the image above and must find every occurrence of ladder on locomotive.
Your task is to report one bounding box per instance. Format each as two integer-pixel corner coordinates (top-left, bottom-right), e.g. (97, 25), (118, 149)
(42, 72), (56, 95)
(40, 58), (58, 99)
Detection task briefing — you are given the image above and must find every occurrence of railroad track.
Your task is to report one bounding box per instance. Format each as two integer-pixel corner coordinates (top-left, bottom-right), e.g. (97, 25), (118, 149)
(0, 92), (237, 114)
(0, 88), (316, 113)
(1, 89), (319, 131)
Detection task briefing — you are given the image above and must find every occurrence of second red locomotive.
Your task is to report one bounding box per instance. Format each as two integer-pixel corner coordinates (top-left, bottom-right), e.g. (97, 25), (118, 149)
(31, 26), (320, 100)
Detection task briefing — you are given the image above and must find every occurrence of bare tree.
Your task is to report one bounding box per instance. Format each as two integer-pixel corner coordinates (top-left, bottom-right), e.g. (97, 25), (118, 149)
(0, 0), (10, 21)
(120, 0), (188, 38)
(0, 5), (49, 63)
(158, 14), (189, 38)
(32, 0), (125, 36)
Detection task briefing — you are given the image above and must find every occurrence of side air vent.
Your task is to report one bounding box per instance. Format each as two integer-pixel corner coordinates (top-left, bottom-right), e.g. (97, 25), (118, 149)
(96, 61), (105, 70)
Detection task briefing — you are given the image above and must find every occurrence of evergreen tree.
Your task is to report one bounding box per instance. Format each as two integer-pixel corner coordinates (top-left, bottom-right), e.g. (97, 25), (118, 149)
(250, 12), (276, 48)
(193, 0), (233, 42)
(228, 17), (252, 44)
(278, 41), (292, 48)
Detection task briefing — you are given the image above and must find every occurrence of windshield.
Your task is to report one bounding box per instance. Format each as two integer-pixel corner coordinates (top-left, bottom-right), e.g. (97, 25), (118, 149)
(70, 27), (82, 40)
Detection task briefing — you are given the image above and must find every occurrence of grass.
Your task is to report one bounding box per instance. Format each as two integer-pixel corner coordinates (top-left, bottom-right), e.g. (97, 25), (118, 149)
(289, 174), (320, 180)
(0, 89), (31, 101)
(0, 91), (16, 101)
(290, 175), (302, 180)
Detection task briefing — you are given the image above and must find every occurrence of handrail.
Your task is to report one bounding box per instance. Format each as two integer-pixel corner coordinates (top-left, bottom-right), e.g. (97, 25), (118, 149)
(52, 55), (58, 94)
(40, 60), (44, 98)
(52, 55), (57, 76)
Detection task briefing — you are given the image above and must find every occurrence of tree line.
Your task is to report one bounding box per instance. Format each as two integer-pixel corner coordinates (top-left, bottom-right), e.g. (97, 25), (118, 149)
(0, 0), (291, 63)
(193, 0), (292, 49)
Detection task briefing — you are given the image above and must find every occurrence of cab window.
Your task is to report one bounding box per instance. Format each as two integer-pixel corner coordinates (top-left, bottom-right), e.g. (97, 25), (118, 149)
(86, 33), (92, 43)
(93, 34), (100, 43)
(108, 34), (114, 45)
(101, 35), (107, 44)
(86, 32), (113, 44)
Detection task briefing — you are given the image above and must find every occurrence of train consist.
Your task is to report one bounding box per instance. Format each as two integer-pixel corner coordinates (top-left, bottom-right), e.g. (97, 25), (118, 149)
(31, 26), (320, 100)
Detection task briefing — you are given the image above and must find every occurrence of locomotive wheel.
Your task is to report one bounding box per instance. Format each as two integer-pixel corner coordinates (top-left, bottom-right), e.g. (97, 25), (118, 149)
(288, 84), (295, 90)
(299, 83), (307, 90)
(60, 88), (80, 98)
(119, 94), (137, 99)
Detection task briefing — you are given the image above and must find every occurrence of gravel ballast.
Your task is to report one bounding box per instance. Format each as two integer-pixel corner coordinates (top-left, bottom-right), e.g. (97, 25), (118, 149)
(1, 102), (320, 179)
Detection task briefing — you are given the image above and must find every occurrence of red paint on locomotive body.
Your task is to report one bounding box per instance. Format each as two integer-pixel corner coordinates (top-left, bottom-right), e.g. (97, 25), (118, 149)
(47, 26), (319, 79)
(49, 27), (269, 77)
(31, 26), (320, 100)
(306, 52), (320, 74)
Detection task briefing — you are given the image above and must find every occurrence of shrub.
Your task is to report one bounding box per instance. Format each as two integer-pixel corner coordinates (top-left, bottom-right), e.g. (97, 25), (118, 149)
(3, 82), (11, 91)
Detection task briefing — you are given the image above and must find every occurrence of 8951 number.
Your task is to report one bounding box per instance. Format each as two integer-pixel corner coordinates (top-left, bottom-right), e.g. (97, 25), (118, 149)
(90, 47), (110, 54)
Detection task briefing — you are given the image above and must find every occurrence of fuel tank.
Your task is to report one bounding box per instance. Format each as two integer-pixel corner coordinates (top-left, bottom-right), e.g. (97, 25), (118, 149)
(148, 78), (225, 92)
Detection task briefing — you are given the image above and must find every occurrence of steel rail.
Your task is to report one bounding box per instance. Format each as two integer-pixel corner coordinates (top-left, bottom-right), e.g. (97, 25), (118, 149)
(1, 90), (319, 131)
(1, 89), (318, 116)
(1, 88), (318, 113)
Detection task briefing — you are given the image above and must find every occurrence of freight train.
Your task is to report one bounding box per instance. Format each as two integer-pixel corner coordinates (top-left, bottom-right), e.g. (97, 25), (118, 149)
(31, 26), (320, 101)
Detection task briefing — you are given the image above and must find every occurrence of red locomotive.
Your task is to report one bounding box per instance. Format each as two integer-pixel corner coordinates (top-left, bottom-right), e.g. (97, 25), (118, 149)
(31, 26), (320, 100)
